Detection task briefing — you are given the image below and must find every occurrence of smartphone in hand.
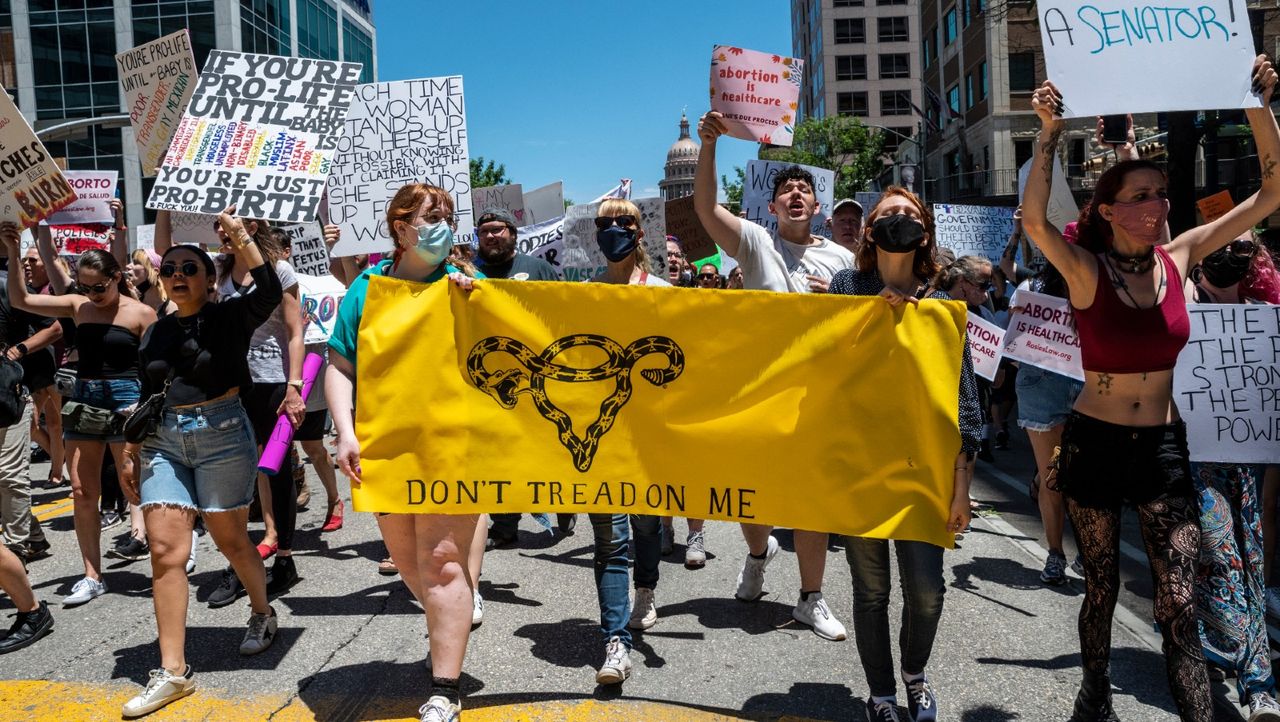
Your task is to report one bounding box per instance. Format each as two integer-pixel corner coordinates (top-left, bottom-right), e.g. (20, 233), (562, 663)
(1101, 114), (1128, 145)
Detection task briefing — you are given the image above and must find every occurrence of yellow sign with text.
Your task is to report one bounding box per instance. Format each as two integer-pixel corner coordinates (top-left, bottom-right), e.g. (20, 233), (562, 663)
(353, 277), (967, 548)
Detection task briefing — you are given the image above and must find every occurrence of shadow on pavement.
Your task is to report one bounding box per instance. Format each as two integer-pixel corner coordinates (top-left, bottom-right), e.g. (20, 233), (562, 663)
(295, 659), (485, 722)
(477, 579), (543, 608)
(951, 555), (1082, 598)
(111, 625), (304, 679)
(743, 681), (861, 721)
(974, 647), (1178, 714)
(959, 704), (1022, 721)
(653, 596), (801, 636)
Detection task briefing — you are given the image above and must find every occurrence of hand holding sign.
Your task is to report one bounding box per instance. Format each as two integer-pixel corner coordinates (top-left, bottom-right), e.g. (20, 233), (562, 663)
(697, 111), (728, 145)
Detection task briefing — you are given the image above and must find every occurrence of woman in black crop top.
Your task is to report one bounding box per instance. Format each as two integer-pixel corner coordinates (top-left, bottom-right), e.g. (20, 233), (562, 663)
(0, 230), (156, 611)
(106, 209), (282, 717)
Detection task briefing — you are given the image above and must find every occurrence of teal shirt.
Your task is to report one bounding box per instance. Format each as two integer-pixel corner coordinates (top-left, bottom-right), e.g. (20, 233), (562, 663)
(328, 260), (477, 365)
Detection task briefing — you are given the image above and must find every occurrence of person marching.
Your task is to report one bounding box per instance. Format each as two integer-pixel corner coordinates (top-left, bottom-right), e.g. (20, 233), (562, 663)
(1022, 56), (1280, 722)
(325, 183), (480, 722)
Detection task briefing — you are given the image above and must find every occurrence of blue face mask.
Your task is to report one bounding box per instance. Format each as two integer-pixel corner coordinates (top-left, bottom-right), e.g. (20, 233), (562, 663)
(596, 226), (638, 263)
(414, 221), (454, 267)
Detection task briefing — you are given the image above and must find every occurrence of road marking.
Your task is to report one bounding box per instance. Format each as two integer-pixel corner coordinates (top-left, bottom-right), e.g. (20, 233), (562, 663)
(33, 499), (74, 522)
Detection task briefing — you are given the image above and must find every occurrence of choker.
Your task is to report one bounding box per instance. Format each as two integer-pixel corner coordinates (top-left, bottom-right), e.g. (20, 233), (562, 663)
(1107, 246), (1156, 274)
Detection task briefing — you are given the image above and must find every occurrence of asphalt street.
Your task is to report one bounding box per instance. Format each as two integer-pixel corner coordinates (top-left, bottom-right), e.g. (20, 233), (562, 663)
(0, 433), (1206, 721)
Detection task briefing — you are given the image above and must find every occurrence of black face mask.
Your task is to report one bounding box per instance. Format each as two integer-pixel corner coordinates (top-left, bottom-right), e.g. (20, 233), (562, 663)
(1200, 251), (1252, 288)
(596, 226), (638, 263)
(870, 214), (925, 254)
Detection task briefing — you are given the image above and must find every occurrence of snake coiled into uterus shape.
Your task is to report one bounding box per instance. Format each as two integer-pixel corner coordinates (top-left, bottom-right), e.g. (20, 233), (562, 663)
(466, 334), (684, 471)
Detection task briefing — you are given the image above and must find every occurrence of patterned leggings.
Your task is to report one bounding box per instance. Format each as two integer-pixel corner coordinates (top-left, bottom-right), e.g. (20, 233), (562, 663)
(1067, 494), (1212, 722)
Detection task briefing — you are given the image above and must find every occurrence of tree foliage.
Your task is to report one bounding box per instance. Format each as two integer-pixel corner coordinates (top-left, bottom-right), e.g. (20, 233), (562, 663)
(720, 166), (745, 215)
(469, 157), (510, 189)
(759, 116), (885, 199)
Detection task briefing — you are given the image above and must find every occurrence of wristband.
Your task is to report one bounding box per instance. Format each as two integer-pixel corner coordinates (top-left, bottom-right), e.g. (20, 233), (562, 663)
(287, 380), (304, 390)
(14, 343), (27, 357)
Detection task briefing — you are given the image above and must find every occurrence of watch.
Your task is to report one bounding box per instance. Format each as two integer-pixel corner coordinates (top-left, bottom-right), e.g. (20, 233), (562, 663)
(287, 379), (304, 390)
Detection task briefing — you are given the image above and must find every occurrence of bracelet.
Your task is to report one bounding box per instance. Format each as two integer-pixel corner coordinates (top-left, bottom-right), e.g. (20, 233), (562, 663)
(287, 380), (304, 390)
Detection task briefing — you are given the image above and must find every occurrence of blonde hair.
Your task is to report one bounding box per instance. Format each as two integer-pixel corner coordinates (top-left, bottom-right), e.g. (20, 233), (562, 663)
(598, 198), (652, 274)
(131, 249), (168, 302)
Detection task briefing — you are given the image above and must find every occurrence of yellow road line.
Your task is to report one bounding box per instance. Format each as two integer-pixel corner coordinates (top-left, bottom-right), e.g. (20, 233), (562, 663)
(0, 681), (826, 721)
(33, 499), (74, 523)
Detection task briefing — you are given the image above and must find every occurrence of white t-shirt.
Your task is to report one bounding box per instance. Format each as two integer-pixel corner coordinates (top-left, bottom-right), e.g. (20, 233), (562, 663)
(735, 220), (855, 293)
(218, 258), (298, 383)
(589, 270), (672, 286)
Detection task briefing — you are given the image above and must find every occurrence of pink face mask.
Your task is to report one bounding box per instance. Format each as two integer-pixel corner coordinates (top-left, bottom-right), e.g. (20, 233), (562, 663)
(1110, 197), (1170, 246)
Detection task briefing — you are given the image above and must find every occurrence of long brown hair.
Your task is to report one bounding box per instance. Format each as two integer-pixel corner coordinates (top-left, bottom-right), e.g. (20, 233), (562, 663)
(1075, 160), (1164, 254)
(386, 183), (477, 277)
(217, 217), (278, 283)
(857, 186), (939, 281)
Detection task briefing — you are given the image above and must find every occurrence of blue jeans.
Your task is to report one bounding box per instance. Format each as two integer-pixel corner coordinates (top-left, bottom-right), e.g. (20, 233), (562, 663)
(65, 378), (140, 442)
(845, 537), (946, 697)
(140, 397), (258, 512)
(589, 513), (662, 648)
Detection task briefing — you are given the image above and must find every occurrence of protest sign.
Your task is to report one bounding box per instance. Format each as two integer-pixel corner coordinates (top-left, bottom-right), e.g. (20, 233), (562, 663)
(514, 215), (565, 256)
(934, 204), (1016, 265)
(298, 272), (348, 345)
(49, 223), (111, 254)
(326, 76), (470, 257)
(166, 211), (221, 247)
(279, 222), (329, 276)
(47, 171), (117, 225)
(115, 30), (198, 177)
(147, 50), (363, 224)
(473, 184), (524, 224)
(1197, 190), (1235, 223)
(743, 160), (834, 238)
(854, 192), (881, 216)
(0, 92), (76, 227)
(966, 313), (1006, 382)
(665, 195), (717, 262)
(546, 197), (666, 282)
(710, 45), (802, 146)
(1017, 156), (1079, 234)
(1037, 0), (1259, 117)
(135, 224), (156, 252)
(1002, 290), (1084, 380)
(1175, 304), (1280, 463)
(522, 181), (564, 226)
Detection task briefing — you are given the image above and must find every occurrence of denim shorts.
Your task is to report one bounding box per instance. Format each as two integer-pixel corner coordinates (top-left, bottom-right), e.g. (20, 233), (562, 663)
(64, 378), (141, 442)
(1052, 411), (1195, 509)
(139, 396), (258, 513)
(1015, 365), (1084, 432)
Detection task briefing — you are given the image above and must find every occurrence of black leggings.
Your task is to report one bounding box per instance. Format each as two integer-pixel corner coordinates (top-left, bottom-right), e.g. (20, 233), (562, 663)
(243, 383), (296, 552)
(1068, 496), (1210, 721)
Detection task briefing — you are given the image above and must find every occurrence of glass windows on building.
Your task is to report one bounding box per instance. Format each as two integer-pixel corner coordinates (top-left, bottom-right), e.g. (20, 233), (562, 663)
(132, 1), (216, 69)
(836, 55), (867, 81)
(835, 18), (865, 44)
(0, 0), (14, 105)
(29, 0), (118, 120)
(297, 0), (338, 59)
(878, 17), (909, 43)
(343, 17), (374, 83)
(241, 0), (291, 55)
(879, 54), (910, 79)
(880, 90), (912, 116)
(837, 91), (869, 117)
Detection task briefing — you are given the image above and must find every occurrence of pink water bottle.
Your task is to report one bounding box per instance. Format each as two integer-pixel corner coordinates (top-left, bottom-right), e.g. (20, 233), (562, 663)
(257, 352), (324, 474)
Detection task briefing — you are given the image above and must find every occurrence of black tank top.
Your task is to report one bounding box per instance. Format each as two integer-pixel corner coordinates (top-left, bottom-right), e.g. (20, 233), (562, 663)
(76, 323), (140, 380)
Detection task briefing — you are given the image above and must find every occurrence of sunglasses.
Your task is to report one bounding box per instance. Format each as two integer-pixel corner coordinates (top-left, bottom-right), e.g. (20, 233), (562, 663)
(697, 273), (719, 281)
(160, 261), (202, 278)
(75, 282), (111, 295)
(1222, 238), (1258, 257)
(594, 215), (637, 231)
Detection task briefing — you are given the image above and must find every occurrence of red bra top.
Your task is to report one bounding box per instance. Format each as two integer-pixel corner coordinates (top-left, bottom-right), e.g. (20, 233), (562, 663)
(1073, 247), (1190, 374)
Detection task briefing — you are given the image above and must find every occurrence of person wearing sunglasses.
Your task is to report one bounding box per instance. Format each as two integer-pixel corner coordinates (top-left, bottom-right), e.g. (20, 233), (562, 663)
(326, 183), (481, 722)
(694, 111), (854, 644)
(0, 231), (156, 608)
(693, 263), (722, 289)
(828, 188), (981, 722)
(107, 208), (281, 717)
(1183, 230), (1280, 719)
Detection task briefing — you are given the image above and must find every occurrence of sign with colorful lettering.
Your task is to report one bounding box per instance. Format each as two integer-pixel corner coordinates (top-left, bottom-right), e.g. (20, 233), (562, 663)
(49, 223), (111, 254)
(710, 45), (802, 146)
(298, 272), (348, 345)
(47, 171), (117, 225)
(115, 30), (198, 177)
(743, 160), (834, 238)
(1174, 303), (1280, 463)
(1037, 0), (1260, 116)
(934, 204), (1016, 265)
(326, 76), (471, 257)
(146, 50), (363, 223)
(1002, 290), (1084, 380)
(0, 92), (76, 228)
(966, 312), (1006, 381)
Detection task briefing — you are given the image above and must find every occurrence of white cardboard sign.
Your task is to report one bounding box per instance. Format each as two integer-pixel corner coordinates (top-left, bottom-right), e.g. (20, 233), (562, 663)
(46, 171), (117, 225)
(135, 224), (156, 252)
(966, 312), (1006, 382)
(1002, 290), (1084, 381)
(280, 222), (329, 276)
(1017, 156), (1079, 234)
(1174, 303), (1280, 464)
(522, 181), (564, 227)
(545, 197), (666, 283)
(743, 160), (834, 238)
(1038, 0), (1260, 117)
(326, 76), (471, 257)
(934, 203), (1016, 265)
(115, 30), (198, 177)
(298, 272), (348, 345)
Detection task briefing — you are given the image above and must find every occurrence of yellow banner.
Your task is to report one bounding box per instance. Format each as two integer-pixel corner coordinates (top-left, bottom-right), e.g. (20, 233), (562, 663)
(353, 277), (967, 548)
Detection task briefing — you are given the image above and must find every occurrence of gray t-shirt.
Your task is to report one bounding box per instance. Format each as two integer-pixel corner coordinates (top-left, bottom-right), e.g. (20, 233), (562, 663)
(735, 219), (855, 293)
(303, 342), (329, 412)
(218, 259), (298, 383)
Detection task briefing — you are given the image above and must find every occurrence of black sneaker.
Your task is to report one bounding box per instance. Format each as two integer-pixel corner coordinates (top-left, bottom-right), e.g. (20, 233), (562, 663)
(106, 535), (150, 562)
(99, 510), (124, 532)
(977, 441), (995, 463)
(29, 445), (49, 464)
(866, 699), (902, 722)
(905, 677), (938, 721)
(208, 567), (245, 608)
(557, 514), (577, 535)
(994, 429), (1010, 450)
(265, 556), (299, 596)
(0, 601), (54, 654)
(485, 530), (517, 551)
(6, 538), (51, 563)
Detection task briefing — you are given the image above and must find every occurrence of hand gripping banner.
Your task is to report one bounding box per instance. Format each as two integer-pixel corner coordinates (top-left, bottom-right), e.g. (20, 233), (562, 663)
(354, 279), (967, 548)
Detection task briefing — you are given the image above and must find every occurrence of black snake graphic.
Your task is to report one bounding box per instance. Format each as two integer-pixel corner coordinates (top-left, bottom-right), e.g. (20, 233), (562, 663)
(466, 334), (684, 471)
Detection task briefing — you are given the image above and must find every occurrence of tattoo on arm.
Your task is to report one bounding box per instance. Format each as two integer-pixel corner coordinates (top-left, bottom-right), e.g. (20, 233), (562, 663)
(1265, 154), (1277, 180)
(1039, 127), (1064, 187)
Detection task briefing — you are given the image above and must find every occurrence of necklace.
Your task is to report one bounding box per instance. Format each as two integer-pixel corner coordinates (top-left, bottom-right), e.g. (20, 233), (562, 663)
(1104, 254), (1165, 310)
(1107, 246), (1156, 274)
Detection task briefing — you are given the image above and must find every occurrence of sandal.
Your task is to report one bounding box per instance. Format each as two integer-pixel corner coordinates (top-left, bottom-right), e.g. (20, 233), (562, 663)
(322, 499), (344, 533)
(377, 557), (398, 576)
(256, 542), (278, 560)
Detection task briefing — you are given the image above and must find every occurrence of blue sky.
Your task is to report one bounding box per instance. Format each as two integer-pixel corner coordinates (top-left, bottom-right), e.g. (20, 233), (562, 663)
(371, 1), (790, 202)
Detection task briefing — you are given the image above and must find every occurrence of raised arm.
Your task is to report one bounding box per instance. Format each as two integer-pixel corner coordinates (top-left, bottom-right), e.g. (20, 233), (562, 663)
(154, 209), (173, 254)
(109, 198), (128, 268)
(35, 225), (72, 294)
(1021, 81), (1098, 305)
(693, 111), (745, 257)
(1171, 56), (1280, 268)
(0, 224), (81, 318)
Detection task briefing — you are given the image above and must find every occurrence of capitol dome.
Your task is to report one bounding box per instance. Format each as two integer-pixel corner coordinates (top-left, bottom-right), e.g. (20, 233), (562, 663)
(660, 112), (700, 201)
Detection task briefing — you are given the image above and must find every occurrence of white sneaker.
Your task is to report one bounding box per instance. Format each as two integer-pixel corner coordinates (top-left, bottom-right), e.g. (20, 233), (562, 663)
(122, 666), (195, 717)
(685, 531), (707, 567)
(628, 587), (658, 630)
(792, 592), (847, 641)
(735, 535), (779, 601)
(596, 635), (631, 685)
(239, 606), (277, 655)
(472, 589), (484, 626)
(418, 695), (460, 722)
(1266, 588), (1280, 620)
(62, 577), (106, 607)
(185, 530), (197, 575)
